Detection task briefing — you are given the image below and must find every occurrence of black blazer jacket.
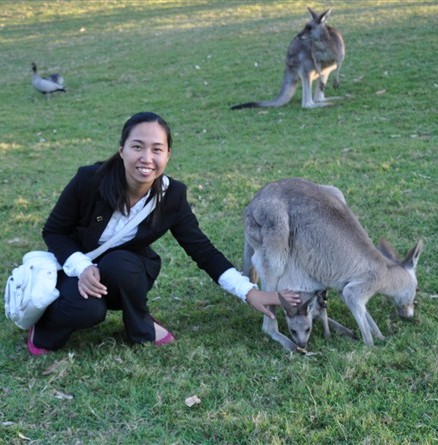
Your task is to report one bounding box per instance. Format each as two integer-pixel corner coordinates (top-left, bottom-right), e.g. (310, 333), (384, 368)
(42, 164), (233, 283)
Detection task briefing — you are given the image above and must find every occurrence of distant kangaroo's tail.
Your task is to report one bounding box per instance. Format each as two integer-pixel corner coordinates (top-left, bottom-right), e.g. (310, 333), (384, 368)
(231, 101), (259, 110)
(231, 69), (298, 110)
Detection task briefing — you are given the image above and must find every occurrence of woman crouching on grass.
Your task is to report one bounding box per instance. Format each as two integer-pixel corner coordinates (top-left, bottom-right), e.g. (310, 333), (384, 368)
(28, 111), (300, 355)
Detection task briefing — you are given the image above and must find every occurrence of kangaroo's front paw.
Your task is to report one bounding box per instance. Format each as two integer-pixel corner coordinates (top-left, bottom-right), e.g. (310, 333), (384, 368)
(280, 338), (296, 352)
(271, 334), (295, 352)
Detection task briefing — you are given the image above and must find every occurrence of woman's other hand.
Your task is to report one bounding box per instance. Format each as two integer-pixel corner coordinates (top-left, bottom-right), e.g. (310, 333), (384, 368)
(246, 289), (300, 319)
(78, 265), (108, 299)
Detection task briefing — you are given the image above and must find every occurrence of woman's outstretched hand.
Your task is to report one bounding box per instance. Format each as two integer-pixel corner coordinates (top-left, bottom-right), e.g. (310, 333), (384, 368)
(78, 265), (108, 299)
(246, 288), (300, 319)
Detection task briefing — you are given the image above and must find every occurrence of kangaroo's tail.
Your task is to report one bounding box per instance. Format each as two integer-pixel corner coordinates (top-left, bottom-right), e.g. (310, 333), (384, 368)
(231, 101), (259, 110)
(231, 69), (298, 110)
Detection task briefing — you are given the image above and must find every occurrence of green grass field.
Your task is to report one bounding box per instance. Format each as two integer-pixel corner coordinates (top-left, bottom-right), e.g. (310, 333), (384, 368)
(0, 1), (437, 444)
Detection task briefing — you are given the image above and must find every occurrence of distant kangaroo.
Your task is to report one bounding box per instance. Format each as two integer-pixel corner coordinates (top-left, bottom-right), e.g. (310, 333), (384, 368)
(231, 8), (345, 110)
(243, 178), (423, 350)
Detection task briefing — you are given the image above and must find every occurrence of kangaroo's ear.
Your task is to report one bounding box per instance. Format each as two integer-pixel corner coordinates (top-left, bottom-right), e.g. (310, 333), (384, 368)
(402, 239), (424, 270)
(308, 7), (318, 20)
(319, 9), (332, 23)
(378, 238), (400, 261)
(279, 292), (298, 317)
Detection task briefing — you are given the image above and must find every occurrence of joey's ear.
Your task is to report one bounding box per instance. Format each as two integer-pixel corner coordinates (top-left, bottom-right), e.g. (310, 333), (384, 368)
(279, 292), (297, 317)
(315, 290), (328, 306)
(315, 289), (327, 298)
(298, 296), (313, 316)
(402, 239), (424, 270)
(319, 8), (332, 23)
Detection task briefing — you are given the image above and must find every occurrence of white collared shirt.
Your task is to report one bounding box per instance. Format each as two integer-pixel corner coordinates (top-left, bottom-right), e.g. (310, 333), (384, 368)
(98, 194), (149, 245)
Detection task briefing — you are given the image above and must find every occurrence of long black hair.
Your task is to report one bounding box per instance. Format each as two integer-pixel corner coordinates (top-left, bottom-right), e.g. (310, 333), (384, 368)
(96, 111), (172, 216)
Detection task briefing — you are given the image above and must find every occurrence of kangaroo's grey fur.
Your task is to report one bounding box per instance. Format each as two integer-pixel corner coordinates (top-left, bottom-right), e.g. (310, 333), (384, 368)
(243, 178), (423, 350)
(231, 8), (345, 110)
(277, 290), (356, 351)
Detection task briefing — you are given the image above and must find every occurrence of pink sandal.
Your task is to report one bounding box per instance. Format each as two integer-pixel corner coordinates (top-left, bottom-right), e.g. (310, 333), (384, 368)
(151, 316), (176, 346)
(27, 326), (51, 356)
(154, 331), (176, 346)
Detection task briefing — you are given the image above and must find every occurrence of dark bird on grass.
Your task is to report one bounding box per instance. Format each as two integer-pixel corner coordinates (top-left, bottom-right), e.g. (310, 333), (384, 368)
(31, 62), (66, 94)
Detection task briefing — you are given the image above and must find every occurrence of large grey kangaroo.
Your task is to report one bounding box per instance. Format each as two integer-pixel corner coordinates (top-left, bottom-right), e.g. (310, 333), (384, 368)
(231, 8), (345, 110)
(243, 178), (423, 350)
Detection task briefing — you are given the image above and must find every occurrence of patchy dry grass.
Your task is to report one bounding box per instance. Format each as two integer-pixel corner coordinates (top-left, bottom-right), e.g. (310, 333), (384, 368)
(0, 1), (437, 444)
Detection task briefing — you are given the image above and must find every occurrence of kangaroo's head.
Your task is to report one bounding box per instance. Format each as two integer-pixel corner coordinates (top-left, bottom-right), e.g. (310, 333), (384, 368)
(279, 291), (316, 349)
(378, 238), (424, 319)
(297, 8), (332, 41)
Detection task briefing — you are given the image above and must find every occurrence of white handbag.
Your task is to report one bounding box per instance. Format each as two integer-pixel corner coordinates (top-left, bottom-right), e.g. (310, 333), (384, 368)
(4, 178), (168, 330)
(4, 251), (61, 330)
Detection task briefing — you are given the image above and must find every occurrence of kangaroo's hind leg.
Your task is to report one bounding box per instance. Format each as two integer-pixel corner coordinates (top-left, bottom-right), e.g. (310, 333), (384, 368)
(317, 291), (357, 340)
(314, 66), (343, 104)
(301, 72), (317, 108)
(327, 318), (357, 339)
(303, 71), (331, 108)
(341, 285), (375, 346)
(365, 311), (385, 341)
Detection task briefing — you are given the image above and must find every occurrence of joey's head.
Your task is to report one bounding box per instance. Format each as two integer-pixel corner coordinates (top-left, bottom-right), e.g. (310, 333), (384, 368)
(279, 292), (315, 349)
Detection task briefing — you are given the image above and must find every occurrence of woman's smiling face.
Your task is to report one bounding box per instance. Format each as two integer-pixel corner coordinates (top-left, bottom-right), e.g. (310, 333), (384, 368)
(119, 121), (171, 197)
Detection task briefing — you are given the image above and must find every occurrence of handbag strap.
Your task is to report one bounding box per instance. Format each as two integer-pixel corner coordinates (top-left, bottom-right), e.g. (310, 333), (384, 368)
(85, 176), (169, 261)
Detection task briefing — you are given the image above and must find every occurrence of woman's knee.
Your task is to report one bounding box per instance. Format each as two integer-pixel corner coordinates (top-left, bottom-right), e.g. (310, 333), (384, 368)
(45, 293), (107, 329)
(82, 298), (107, 326)
(98, 250), (146, 287)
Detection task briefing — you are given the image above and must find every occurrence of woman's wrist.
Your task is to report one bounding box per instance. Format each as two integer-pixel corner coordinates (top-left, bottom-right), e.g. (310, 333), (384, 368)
(245, 287), (259, 301)
(63, 251), (95, 277)
(218, 268), (257, 302)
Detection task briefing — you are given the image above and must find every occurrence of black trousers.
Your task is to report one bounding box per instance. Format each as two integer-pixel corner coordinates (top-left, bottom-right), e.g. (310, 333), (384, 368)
(34, 250), (158, 350)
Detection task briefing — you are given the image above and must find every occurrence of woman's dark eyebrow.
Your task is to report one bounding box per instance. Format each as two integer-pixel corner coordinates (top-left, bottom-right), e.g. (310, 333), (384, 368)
(129, 139), (166, 148)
